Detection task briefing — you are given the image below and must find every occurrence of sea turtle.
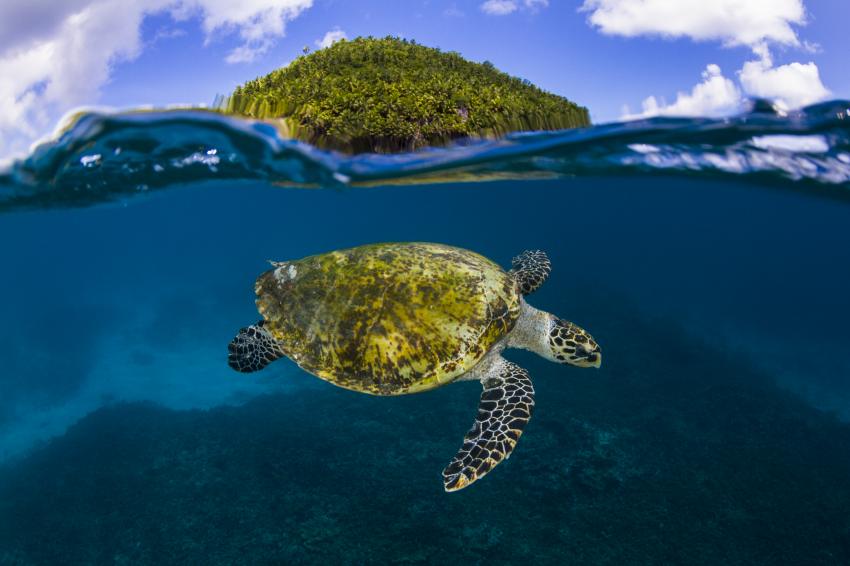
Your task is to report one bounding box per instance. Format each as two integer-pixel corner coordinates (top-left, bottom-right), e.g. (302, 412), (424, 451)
(228, 242), (601, 491)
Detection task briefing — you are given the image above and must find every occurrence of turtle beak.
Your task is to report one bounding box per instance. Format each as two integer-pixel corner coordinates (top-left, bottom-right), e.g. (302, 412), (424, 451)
(570, 343), (602, 368)
(576, 347), (602, 368)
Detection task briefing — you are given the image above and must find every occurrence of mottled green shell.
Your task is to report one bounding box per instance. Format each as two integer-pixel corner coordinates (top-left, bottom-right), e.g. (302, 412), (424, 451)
(255, 243), (520, 395)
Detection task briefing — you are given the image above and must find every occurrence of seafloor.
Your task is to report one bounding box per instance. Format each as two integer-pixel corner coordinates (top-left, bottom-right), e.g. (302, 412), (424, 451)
(1, 289), (848, 565)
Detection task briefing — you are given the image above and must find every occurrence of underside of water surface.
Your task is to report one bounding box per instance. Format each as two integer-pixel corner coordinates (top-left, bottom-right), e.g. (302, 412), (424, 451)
(2, 99), (850, 210)
(1, 104), (850, 564)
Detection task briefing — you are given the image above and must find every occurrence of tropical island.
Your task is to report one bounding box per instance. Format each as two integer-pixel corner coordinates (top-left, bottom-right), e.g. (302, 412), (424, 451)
(221, 36), (590, 153)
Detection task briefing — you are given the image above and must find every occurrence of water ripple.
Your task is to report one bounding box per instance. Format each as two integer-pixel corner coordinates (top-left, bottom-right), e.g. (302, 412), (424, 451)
(1, 101), (848, 211)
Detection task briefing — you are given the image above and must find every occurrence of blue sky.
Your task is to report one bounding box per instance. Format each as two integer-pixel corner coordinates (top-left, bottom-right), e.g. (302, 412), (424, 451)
(1, 0), (847, 157)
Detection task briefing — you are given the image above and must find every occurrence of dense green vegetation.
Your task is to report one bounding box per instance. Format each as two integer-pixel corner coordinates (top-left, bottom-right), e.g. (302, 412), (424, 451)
(222, 36), (590, 152)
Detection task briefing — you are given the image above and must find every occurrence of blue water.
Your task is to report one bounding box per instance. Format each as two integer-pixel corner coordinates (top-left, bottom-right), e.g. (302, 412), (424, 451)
(1, 104), (850, 564)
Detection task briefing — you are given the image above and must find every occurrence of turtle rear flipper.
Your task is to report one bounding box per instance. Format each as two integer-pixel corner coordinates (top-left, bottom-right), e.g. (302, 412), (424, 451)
(228, 321), (284, 373)
(510, 250), (551, 295)
(442, 359), (535, 491)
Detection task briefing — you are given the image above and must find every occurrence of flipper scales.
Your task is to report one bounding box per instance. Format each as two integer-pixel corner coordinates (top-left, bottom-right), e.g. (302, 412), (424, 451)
(227, 321), (284, 373)
(442, 359), (535, 492)
(510, 250), (551, 295)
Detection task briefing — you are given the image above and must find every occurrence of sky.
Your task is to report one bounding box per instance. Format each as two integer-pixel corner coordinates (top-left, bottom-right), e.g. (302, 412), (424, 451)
(0, 0), (847, 158)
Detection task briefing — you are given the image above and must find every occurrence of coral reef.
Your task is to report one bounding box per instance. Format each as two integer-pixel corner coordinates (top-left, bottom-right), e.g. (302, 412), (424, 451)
(1, 298), (849, 565)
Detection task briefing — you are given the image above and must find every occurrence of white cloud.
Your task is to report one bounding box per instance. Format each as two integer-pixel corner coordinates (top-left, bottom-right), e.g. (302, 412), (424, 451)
(622, 54), (831, 120)
(0, 0), (313, 157)
(315, 28), (347, 49)
(585, 0), (832, 119)
(0, 1), (153, 156)
(581, 0), (806, 47)
(173, 0), (312, 63)
(739, 48), (830, 111)
(0, 0), (94, 55)
(481, 0), (518, 15)
(622, 64), (743, 119)
(524, 0), (549, 10)
(481, 0), (548, 16)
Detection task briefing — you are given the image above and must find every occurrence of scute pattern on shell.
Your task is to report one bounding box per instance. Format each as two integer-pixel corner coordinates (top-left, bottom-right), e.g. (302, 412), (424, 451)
(255, 243), (521, 395)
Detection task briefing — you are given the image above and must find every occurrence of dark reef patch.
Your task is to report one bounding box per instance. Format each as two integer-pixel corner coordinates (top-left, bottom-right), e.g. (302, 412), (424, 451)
(1, 294), (849, 565)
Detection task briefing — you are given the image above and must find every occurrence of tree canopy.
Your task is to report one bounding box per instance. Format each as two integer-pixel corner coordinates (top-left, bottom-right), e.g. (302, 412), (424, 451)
(221, 36), (590, 153)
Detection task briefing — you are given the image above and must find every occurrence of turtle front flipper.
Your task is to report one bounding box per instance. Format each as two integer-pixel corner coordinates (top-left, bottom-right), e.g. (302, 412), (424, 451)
(228, 321), (284, 373)
(442, 359), (535, 492)
(510, 250), (551, 295)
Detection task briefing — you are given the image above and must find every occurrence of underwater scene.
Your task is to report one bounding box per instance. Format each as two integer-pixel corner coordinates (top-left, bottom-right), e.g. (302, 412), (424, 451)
(1, 103), (849, 565)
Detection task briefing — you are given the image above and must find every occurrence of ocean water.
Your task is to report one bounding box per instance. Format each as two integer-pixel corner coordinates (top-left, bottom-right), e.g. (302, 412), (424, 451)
(1, 103), (850, 564)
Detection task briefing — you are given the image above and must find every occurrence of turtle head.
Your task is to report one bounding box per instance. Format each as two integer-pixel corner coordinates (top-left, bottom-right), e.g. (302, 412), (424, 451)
(547, 317), (602, 368)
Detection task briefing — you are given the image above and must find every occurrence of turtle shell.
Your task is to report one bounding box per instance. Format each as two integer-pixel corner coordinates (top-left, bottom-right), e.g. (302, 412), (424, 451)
(255, 242), (520, 395)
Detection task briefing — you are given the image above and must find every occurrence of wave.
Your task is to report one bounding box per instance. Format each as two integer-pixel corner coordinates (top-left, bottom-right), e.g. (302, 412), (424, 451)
(1, 101), (849, 211)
